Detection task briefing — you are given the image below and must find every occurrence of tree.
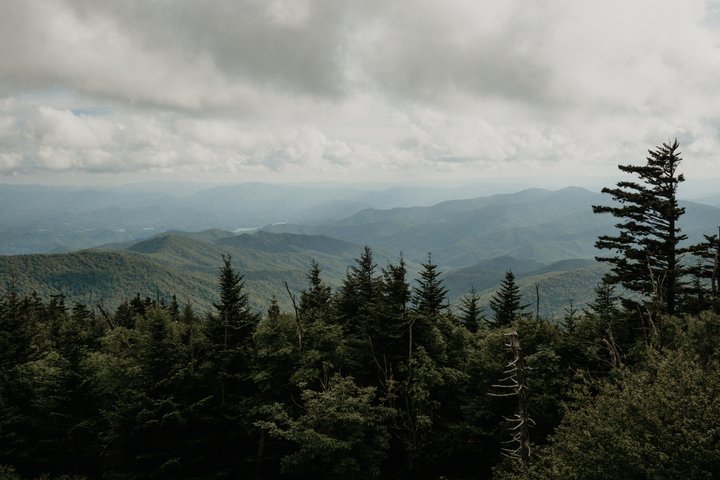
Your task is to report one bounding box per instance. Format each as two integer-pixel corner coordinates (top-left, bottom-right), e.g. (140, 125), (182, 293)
(258, 375), (391, 480)
(202, 255), (261, 478)
(412, 253), (448, 317)
(335, 247), (384, 383)
(593, 140), (687, 316)
(292, 264), (346, 389)
(299, 261), (333, 319)
(489, 271), (529, 327)
(458, 286), (483, 333)
(520, 349), (720, 480)
(687, 232), (720, 313)
(206, 255), (259, 402)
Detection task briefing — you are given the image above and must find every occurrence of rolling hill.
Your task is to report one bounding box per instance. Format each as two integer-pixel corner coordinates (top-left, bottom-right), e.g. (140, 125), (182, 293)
(0, 230), (366, 312)
(4, 185), (718, 318)
(444, 257), (607, 318)
(1, 228), (610, 318)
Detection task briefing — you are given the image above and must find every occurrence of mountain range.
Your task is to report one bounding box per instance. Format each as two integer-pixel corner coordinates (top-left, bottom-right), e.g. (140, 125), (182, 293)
(2, 185), (719, 318)
(264, 186), (720, 268)
(0, 182), (533, 255)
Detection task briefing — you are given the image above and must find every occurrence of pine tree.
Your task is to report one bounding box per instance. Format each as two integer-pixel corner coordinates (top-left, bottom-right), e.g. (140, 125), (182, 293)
(335, 247), (384, 382)
(381, 254), (411, 319)
(202, 255), (261, 478)
(458, 286), (483, 333)
(337, 246), (382, 322)
(688, 232), (720, 313)
(412, 253), (448, 317)
(489, 271), (529, 327)
(298, 260), (332, 318)
(593, 140), (687, 315)
(377, 255), (412, 371)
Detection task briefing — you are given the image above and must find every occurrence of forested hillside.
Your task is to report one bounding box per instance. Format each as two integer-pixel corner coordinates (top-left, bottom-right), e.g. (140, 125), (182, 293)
(2, 143), (720, 479)
(0, 230), (608, 318)
(0, 231), (363, 311)
(2, 243), (719, 480)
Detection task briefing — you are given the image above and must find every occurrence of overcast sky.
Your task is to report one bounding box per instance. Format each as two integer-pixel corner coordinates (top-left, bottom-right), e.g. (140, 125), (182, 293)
(1, 0), (720, 186)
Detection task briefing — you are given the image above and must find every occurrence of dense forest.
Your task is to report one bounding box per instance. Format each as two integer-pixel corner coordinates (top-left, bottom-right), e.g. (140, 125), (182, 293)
(2, 141), (720, 479)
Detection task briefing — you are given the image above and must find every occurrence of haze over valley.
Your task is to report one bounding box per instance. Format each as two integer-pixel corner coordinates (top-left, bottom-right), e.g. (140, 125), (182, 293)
(2, 181), (719, 318)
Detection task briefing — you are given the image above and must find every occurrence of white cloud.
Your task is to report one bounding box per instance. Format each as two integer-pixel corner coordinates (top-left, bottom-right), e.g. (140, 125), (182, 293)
(1, 0), (720, 182)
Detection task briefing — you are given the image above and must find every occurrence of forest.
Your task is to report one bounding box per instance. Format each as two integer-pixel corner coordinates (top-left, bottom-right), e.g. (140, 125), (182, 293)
(2, 141), (720, 480)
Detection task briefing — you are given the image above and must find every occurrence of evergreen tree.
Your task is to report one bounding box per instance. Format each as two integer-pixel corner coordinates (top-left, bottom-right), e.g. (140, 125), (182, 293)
(102, 308), (188, 478)
(489, 271), (529, 327)
(412, 253), (448, 317)
(687, 233), (720, 313)
(382, 255), (412, 317)
(207, 255), (259, 391)
(458, 286), (483, 333)
(299, 261), (332, 318)
(376, 255), (412, 375)
(292, 263), (346, 389)
(335, 247), (384, 383)
(336, 246), (382, 322)
(593, 140), (687, 316)
(0, 285), (40, 475)
(202, 255), (261, 478)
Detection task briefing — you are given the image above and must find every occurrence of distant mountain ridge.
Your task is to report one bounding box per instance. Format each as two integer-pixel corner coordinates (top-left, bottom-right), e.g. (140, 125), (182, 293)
(0, 182), (529, 254)
(3, 184), (719, 318)
(263, 186), (720, 268)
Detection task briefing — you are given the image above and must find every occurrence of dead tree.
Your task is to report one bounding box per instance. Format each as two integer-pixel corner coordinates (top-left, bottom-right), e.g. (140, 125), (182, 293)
(490, 330), (534, 469)
(97, 303), (115, 330)
(284, 281), (303, 351)
(712, 226), (720, 297)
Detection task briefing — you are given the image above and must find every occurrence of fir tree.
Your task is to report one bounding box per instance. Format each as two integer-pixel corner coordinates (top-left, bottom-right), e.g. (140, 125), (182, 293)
(593, 139), (687, 316)
(298, 261), (332, 318)
(489, 271), (529, 327)
(202, 255), (261, 478)
(458, 286), (483, 333)
(412, 253), (448, 317)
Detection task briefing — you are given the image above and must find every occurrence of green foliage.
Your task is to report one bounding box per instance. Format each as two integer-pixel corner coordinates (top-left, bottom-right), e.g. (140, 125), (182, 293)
(412, 254), (448, 317)
(0, 231), (362, 314)
(489, 271), (529, 327)
(458, 286), (483, 332)
(521, 347), (720, 480)
(593, 140), (688, 316)
(687, 233), (720, 313)
(258, 375), (391, 480)
(5, 237), (720, 480)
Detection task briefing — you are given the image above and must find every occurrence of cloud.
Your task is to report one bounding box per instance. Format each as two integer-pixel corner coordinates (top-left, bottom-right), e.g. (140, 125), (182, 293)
(1, 0), (720, 182)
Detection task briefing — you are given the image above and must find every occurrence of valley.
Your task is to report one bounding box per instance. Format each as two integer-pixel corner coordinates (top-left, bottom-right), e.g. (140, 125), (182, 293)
(3, 184), (718, 318)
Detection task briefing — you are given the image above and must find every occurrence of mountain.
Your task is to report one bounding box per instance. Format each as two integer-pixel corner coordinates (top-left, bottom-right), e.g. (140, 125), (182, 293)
(0, 249), (219, 308)
(0, 230), (368, 312)
(4, 184), (718, 317)
(264, 187), (720, 268)
(0, 182), (521, 255)
(0, 231), (605, 319)
(444, 256), (607, 318)
(692, 193), (720, 207)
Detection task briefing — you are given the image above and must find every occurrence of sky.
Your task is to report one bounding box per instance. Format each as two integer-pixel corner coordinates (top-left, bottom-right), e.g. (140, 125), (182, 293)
(1, 0), (720, 187)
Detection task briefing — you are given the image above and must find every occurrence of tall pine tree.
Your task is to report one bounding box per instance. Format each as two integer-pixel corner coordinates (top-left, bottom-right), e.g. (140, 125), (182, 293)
(489, 271), (528, 327)
(593, 140), (687, 316)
